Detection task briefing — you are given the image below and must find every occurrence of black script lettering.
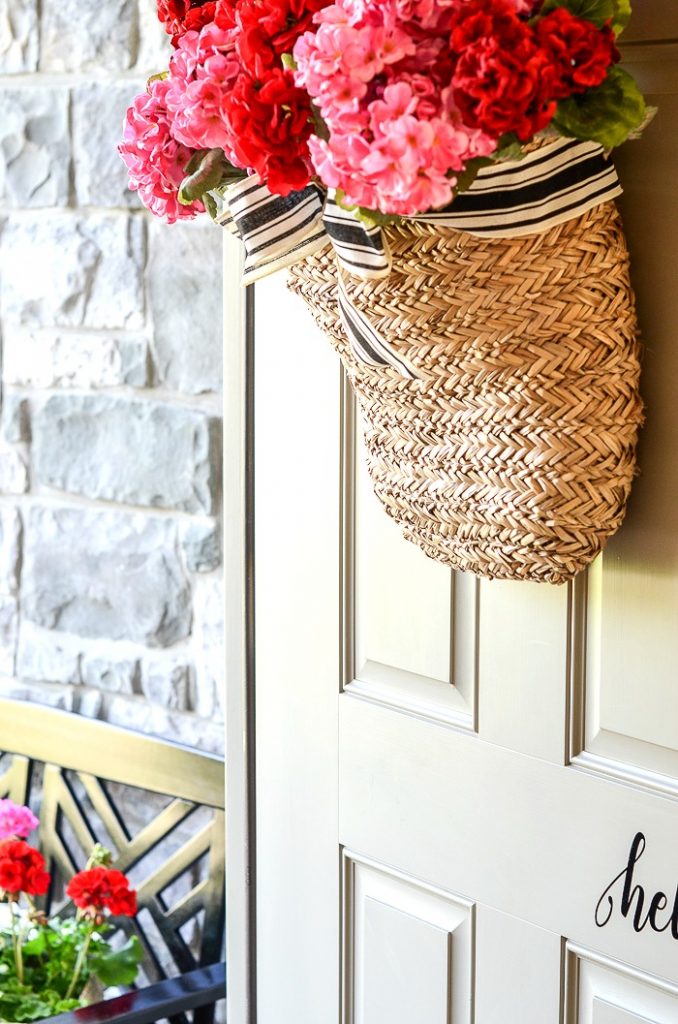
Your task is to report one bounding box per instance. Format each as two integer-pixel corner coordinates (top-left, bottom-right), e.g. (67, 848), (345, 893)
(621, 832), (648, 930)
(671, 884), (678, 940)
(648, 890), (671, 933)
(595, 832), (646, 929)
(595, 832), (675, 938)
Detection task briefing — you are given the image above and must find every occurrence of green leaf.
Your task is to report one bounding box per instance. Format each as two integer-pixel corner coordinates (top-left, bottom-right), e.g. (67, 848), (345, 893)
(539, 0), (613, 26)
(147, 70), (169, 87)
(610, 0), (632, 35)
(552, 65), (647, 149)
(21, 931), (46, 958)
(334, 192), (395, 228)
(453, 157), (494, 195)
(89, 936), (142, 987)
(0, 977), (81, 1022)
(538, 0), (630, 34)
(203, 193), (219, 222)
(491, 133), (527, 162)
(87, 844), (113, 868)
(179, 149), (242, 206)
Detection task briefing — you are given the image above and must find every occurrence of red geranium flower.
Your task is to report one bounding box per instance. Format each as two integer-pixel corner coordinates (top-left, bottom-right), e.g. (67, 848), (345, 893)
(226, 67), (315, 194)
(237, 0), (332, 76)
(66, 867), (137, 918)
(537, 7), (619, 98)
(451, 0), (557, 141)
(0, 840), (50, 897)
(157, 0), (217, 44)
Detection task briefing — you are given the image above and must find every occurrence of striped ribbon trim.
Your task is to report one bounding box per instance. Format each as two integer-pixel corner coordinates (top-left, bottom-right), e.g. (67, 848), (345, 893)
(216, 175), (328, 284)
(323, 194), (391, 280)
(221, 138), (622, 376)
(415, 138), (621, 237)
(337, 273), (419, 379)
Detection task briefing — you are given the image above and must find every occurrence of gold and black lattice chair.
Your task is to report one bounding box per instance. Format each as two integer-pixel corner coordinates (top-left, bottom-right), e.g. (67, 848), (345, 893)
(0, 698), (226, 1024)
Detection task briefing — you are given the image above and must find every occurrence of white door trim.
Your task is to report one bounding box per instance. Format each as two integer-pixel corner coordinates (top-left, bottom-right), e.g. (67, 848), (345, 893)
(224, 234), (257, 1024)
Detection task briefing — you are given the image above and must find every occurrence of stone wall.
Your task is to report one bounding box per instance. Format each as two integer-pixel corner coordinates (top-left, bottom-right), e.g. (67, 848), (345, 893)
(0, 0), (225, 753)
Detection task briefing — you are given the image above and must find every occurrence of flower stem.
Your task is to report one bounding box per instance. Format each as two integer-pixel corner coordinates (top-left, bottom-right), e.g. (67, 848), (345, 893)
(9, 899), (24, 985)
(65, 925), (94, 1001)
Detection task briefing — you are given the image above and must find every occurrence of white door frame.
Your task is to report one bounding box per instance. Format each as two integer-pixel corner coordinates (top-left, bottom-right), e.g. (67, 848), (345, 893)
(224, 235), (257, 1024)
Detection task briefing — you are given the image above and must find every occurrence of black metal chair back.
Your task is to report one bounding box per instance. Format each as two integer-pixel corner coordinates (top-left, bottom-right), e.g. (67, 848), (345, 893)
(0, 699), (225, 1023)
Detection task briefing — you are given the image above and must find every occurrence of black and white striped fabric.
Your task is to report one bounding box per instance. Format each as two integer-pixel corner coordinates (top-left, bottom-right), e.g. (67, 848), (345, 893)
(416, 137), (621, 237)
(220, 138), (621, 376)
(221, 139), (621, 284)
(337, 273), (419, 379)
(216, 174), (328, 284)
(323, 194), (391, 279)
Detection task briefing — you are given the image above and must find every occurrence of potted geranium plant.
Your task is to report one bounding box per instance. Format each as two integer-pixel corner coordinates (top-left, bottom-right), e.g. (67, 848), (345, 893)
(0, 799), (142, 1022)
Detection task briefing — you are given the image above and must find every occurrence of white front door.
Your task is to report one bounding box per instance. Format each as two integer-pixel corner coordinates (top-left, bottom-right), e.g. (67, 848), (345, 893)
(231, 12), (678, 1024)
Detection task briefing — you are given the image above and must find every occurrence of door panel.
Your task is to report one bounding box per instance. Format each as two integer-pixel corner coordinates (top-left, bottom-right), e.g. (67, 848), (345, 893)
(344, 855), (473, 1024)
(340, 696), (678, 987)
(349, 426), (478, 729)
(573, 949), (678, 1023)
(477, 579), (571, 763)
(572, 57), (678, 788)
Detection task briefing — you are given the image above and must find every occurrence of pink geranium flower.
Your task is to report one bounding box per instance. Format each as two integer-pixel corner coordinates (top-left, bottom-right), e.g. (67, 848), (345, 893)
(294, 0), (496, 215)
(165, 24), (242, 159)
(0, 800), (39, 841)
(119, 78), (205, 223)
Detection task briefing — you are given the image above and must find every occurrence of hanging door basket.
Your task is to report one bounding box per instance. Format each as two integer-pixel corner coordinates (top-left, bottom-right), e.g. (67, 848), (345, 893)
(287, 147), (643, 584)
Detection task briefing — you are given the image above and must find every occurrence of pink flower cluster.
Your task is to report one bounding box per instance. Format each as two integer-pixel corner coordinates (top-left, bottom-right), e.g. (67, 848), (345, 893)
(0, 800), (39, 842)
(165, 17), (242, 159)
(294, 0), (496, 215)
(119, 78), (205, 223)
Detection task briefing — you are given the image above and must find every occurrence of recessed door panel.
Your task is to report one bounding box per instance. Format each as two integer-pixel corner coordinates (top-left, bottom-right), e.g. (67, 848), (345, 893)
(345, 855), (473, 1024)
(573, 950), (678, 1024)
(574, 71), (678, 789)
(348, 414), (478, 729)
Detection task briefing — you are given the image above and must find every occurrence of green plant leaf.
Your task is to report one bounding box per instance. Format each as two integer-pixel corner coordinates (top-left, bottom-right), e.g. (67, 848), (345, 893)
(147, 70), (169, 88)
(492, 133), (527, 162)
(89, 936), (142, 987)
(552, 65), (647, 149)
(203, 193), (219, 222)
(453, 157), (495, 195)
(539, 0), (610, 26)
(20, 931), (46, 958)
(179, 149), (243, 206)
(0, 976), (81, 1022)
(610, 0), (632, 35)
(538, 0), (630, 33)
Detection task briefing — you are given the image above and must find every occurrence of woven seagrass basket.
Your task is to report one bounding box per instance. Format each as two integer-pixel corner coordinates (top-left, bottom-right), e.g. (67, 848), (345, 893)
(287, 200), (643, 584)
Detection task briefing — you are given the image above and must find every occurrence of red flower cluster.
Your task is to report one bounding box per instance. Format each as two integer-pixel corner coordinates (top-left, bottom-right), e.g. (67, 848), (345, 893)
(0, 840), (50, 897)
(537, 7), (620, 96)
(237, 0), (329, 74)
(157, 0), (217, 44)
(66, 867), (137, 918)
(226, 0), (332, 191)
(161, 0), (332, 196)
(451, 0), (619, 141)
(227, 68), (317, 193)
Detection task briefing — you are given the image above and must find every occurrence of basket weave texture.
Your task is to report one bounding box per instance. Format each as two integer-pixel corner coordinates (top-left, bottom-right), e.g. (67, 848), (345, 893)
(287, 201), (643, 584)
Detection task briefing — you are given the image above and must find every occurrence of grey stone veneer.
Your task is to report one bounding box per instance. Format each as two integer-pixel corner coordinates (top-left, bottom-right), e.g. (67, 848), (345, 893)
(0, 0), (225, 753)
